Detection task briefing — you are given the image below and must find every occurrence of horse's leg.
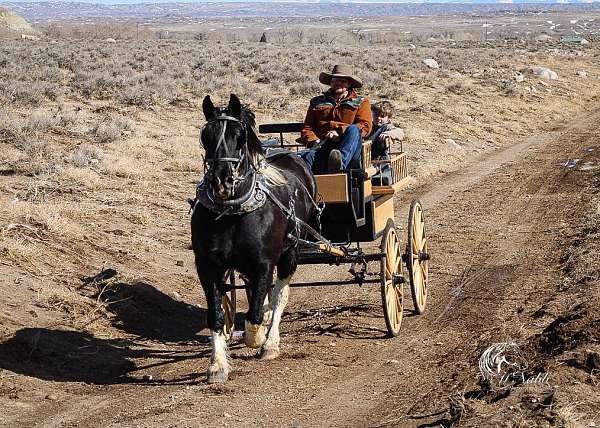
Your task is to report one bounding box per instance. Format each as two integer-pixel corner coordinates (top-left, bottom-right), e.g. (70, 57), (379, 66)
(199, 268), (231, 383)
(261, 249), (297, 360)
(244, 265), (274, 349)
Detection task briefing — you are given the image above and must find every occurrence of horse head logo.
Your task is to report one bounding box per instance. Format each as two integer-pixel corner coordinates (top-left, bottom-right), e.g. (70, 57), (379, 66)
(479, 341), (528, 381)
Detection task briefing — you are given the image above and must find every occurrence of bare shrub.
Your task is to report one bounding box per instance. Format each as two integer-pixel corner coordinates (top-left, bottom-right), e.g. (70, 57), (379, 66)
(93, 121), (123, 144)
(67, 144), (104, 167)
(57, 106), (80, 127)
(22, 140), (52, 160)
(446, 81), (476, 95)
(498, 79), (517, 95)
(0, 81), (46, 106)
(119, 84), (153, 108)
(92, 115), (132, 144)
(25, 110), (61, 133)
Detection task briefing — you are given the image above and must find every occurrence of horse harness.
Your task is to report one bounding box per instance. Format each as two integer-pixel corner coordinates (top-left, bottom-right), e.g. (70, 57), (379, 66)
(192, 111), (325, 244)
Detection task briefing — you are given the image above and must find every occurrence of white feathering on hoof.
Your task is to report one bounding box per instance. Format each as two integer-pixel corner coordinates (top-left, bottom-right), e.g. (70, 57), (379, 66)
(207, 330), (231, 383)
(261, 275), (291, 360)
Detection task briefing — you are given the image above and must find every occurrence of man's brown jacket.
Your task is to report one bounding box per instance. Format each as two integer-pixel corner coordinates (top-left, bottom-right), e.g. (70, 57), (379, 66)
(301, 89), (372, 146)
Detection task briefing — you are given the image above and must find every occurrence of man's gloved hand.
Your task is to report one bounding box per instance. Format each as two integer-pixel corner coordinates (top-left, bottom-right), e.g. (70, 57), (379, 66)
(325, 130), (341, 142)
(307, 139), (320, 149)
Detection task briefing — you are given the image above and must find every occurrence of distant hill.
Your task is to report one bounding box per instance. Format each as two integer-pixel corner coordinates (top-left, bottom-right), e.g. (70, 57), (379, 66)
(3, 1), (600, 22)
(0, 6), (33, 32)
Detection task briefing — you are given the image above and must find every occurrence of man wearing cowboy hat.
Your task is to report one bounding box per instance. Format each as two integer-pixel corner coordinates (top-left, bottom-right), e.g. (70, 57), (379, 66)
(300, 64), (372, 173)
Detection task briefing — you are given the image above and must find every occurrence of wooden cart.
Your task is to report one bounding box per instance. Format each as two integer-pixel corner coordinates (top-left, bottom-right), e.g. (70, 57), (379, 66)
(220, 123), (430, 337)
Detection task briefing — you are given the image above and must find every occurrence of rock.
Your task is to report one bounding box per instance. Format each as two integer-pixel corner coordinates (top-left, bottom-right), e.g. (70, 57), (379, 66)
(104, 38), (117, 43)
(223, 413), (232, 418)
(442, 70), (462, 78)
(531, 66), (558, 80)
(176, 260), (184, 267)
(514, 73), (525, 83)
(445, 139), (462, 149)
(142, 374), (153, 381)
(576, 70), (587, 78)
(45, 393), (58, 401)
(422, 58), (439, 69)
(385, 359), (400, 364)
(408, 44), (416, 50)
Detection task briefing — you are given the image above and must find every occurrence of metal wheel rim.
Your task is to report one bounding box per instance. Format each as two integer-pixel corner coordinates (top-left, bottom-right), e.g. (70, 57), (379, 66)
(221, 270), (237, 341)
(381, 221), (403, 337)
(407, 200), (428, 314)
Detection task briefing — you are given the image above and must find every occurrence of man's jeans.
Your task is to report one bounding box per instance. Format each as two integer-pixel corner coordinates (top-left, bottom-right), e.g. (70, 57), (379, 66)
(299, 125), (362, 173)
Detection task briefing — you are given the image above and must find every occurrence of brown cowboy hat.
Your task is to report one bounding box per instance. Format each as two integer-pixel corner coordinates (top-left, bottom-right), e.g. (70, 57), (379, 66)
(319, 64), (363, 88)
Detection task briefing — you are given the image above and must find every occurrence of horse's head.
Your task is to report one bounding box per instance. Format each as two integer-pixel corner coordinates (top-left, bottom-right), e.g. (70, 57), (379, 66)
(201, 94), (262, 201)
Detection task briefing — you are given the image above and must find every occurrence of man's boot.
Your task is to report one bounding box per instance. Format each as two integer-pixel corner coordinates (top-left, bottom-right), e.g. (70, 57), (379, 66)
(328, 149), (342, 172)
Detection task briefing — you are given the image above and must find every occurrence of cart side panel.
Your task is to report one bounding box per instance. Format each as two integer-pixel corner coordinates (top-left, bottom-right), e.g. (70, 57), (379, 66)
(314, 174), (349, 203)
(348, 194), (394, 242)
(373, 194), (394, 233)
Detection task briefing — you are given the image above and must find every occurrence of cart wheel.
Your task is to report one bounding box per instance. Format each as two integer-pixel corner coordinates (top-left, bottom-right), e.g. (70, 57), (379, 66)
(380, 219), (404, 337)
(407, 199), (429, 315)
(221, 270), (237, 341)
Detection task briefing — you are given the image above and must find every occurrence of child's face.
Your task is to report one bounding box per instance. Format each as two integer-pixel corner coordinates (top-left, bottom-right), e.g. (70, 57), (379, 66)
(373, 111), (390, 126)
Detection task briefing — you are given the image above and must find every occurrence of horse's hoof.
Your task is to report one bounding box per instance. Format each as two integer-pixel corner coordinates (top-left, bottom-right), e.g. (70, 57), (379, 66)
(244, 321), (267, 348)
(260, 347), (280, 361)
(244, 333), (265, 349)
(207, 369), (228, 384)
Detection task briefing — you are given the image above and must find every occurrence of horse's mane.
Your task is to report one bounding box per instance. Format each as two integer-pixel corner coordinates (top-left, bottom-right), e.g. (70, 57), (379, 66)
(240, 105), (286, 186)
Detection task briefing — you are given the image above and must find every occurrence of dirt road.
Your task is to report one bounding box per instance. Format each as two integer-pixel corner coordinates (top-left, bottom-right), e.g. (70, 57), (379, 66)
(1, 108), (599, 427)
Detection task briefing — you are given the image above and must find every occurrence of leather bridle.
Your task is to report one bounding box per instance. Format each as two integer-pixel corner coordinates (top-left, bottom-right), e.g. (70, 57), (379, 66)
(201, 111), (254, 199)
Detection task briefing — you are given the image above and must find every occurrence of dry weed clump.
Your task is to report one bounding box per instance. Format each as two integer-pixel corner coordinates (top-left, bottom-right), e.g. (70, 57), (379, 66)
(35, 284), (111, 330)
(92, 115), (132, 143)
(59, 166), (102, 190)
(7, 200), (86, 238)
(66, 143), (104, 167)
(446, 81), (476, 95)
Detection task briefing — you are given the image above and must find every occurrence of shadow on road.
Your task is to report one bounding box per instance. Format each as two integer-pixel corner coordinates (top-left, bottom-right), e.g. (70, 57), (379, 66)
(81, 269), (208, 343)
(0, 328), (209, 385)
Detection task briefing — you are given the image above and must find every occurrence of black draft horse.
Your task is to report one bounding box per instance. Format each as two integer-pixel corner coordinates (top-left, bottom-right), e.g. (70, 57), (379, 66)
(191, 94), (316, 383)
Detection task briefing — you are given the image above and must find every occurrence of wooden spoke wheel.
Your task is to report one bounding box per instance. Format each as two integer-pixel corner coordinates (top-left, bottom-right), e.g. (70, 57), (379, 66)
(380, 219), (404, 337)
(406, 199), (429, 315)
(221, 270), (237, 341)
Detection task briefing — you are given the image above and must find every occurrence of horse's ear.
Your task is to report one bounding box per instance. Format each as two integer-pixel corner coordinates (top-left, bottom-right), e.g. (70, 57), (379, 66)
(228, 94), (242, 118)
(202, 95), (216, 120)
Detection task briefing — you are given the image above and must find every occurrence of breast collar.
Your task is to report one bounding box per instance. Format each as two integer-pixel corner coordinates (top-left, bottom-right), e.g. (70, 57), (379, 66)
(193, 171), (269, 219)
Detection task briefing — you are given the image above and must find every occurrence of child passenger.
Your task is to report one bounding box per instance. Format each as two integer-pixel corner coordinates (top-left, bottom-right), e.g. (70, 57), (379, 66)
(368, 101), (405, 160)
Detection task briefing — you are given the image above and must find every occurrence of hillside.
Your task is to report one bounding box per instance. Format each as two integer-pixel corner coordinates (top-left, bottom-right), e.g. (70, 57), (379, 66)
(4, 0), (600, 22)
(0, 6), (33, 35)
